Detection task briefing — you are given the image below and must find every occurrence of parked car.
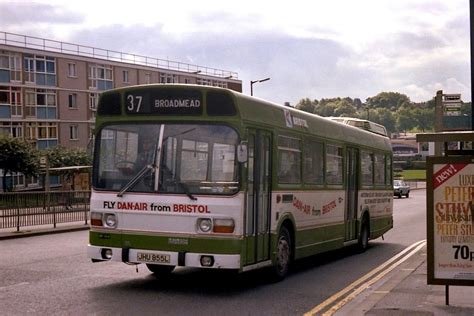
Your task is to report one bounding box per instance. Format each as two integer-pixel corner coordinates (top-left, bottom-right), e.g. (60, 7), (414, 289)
(393, 179), (410, 198)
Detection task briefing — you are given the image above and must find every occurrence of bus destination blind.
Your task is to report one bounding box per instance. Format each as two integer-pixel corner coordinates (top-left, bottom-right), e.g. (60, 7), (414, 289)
(125, 89), (203, 115)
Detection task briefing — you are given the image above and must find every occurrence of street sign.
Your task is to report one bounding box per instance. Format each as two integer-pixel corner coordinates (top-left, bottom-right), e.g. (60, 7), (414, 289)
(40, 156), (47, 168)
(442, 94), (462, 116)
(443, 94), (461, 103)
(443, 104), (462, 116)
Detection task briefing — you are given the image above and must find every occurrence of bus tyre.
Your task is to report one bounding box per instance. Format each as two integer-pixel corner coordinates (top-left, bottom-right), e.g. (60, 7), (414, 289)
(271, 226), (291, 281)
(146, 264), (175, 276)
(358, 219), (369, 252)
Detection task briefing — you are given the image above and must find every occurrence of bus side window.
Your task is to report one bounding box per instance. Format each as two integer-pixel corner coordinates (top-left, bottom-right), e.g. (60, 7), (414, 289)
(277, 135), (301, 184)
(326, 145), (343, 185)
(303, 139), (324, 185)
(361, 151), (374, 187)
(374, 153), (385, 185)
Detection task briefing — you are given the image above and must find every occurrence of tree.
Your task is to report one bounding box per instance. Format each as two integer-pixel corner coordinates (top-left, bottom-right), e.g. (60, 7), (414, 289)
(333, 99), (357, 117)
(0, 136), (39, 192)
(396, 106), (417, 134)
(295, 98), (318, 113)
(413, 107), (434, 132)
(314, 101), (337, 117)
(41, 146), (92, 189)
(372, 108), (396, 135)
(42, 146), (91, 168)
(366, 92), (411, 111)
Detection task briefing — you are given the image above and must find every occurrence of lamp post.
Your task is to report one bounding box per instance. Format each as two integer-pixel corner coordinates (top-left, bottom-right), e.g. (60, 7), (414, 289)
(250, 77), (270, 96)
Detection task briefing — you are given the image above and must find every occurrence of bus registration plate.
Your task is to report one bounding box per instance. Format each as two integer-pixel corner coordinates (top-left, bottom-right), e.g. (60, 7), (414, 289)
(137, 252), (170, 264)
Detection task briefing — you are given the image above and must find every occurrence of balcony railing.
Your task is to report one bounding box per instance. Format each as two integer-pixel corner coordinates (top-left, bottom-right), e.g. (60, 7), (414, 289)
(0, 31), (239, 80)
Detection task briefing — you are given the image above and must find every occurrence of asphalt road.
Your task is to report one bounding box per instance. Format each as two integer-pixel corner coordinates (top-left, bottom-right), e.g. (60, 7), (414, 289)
(0, 190), (427, 316)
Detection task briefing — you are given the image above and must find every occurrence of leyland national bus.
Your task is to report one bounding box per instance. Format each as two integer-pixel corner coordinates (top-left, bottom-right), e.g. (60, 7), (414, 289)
(87, 84), (393, 280)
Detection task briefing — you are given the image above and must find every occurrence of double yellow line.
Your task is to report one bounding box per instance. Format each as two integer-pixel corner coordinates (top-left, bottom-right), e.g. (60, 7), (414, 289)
(304, 240), (427, 316)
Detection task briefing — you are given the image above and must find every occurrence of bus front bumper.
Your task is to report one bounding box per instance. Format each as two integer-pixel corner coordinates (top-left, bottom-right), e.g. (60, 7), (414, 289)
(87, 244), (241, 269)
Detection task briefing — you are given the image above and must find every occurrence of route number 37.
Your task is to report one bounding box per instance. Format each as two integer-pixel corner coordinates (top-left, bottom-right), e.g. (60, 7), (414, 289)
(127, 95), (143, 112)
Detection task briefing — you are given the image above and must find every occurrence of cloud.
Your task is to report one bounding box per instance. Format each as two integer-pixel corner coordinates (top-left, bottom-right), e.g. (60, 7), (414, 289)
(0, 2), (83, 25)
(1, 1), (468, 103)
(67, 24), (351, 104)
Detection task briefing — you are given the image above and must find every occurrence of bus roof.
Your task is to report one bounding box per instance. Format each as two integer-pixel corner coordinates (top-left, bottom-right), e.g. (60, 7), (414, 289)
(327, 117), (389, 137)
(228, 91), (392, 152)
(97, 85), (392, 152)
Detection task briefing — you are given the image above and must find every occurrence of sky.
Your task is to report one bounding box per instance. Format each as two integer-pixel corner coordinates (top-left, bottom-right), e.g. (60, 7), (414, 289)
(0, 0), (471, 104)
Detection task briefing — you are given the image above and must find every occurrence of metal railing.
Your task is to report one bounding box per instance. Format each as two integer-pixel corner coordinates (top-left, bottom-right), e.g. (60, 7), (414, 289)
(0, 31), (239, 79)
(0, 190), (90, 231)
(405, 181), (426, 190)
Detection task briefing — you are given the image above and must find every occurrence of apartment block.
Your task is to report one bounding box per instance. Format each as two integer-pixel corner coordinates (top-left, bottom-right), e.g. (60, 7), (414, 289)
(0, 32), (242, 189)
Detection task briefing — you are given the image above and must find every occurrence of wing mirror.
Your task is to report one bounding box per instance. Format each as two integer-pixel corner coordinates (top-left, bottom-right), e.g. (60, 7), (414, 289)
(237, 143), (248, 163)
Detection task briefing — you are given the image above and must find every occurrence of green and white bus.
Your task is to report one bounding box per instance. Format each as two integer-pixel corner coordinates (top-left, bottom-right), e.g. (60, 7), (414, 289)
(88, 84), (393, 279)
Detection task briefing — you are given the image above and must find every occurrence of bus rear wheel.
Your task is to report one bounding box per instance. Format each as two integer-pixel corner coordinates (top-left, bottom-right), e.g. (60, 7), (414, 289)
(146, 264), (175, 276)
(271, 226), (291, 281)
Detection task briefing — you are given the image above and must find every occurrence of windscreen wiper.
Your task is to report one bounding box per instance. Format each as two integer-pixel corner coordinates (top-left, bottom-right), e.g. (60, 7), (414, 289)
(117, 164), (153, 197)
(176, 180), (197, 201)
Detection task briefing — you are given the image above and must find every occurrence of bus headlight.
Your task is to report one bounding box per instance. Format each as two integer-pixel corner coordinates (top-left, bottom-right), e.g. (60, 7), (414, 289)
(104, 213), (117, 228)
(197, 218), (212, 233)
(213, 218), (235, 233)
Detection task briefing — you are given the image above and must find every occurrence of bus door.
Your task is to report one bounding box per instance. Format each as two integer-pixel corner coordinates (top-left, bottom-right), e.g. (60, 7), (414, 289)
(345, 147), (359, 241)
(245, 129), (272, 264)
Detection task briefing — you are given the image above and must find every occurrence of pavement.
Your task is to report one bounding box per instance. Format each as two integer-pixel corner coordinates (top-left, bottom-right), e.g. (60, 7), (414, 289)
(335, 244), (474, 316)
(0, 221), (89, 240)
(1, 224), (473, 315)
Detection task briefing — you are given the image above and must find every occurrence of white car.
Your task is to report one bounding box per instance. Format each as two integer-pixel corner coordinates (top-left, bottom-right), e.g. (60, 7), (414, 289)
(393, 180), (410, 198)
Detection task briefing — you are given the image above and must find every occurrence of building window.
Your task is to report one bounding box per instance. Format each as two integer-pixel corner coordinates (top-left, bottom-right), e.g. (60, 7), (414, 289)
(24, 56), (35, 83)
(68, 93), (77, 109)
(212, 80), (227, 88)
(36, 89), (57, 119)
(0, 54), (8, 69)
(69, 125), (78, 140)
(0, 52), (21, 83)
(25, 89), (36, 117)
(23, 54), (56, 86)
(26, 123), (37, 140)
(38, 123), (57, 138)
(27, 122), (58, 149)
(197, 78), (212, 86)
(0, 86), (9, 119)
(160, 73), (177, 83)
(89, 93), (99, 110)
(88, 64), (113, 90)
(9, 54), (21, 82)
(10, 87), (22, 117)
(89, 93), (99, 120)
(68, 63), (77, 77)
(0, 122), (23, 138)
(123, 70), (129, 83)
(0, 86), (22, 118)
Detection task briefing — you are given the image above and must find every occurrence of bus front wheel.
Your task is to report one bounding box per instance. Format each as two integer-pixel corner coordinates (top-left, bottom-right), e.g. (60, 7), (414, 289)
(358, 219), (369, 252)
(271, 226), (291, 281)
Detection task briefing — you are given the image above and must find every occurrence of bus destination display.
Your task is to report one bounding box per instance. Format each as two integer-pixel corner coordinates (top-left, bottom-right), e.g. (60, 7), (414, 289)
(125, 89), (203, 115)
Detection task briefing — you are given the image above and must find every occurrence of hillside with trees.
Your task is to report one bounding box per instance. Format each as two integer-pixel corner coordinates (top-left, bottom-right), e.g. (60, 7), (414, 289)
(294, 92), (472, 135)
